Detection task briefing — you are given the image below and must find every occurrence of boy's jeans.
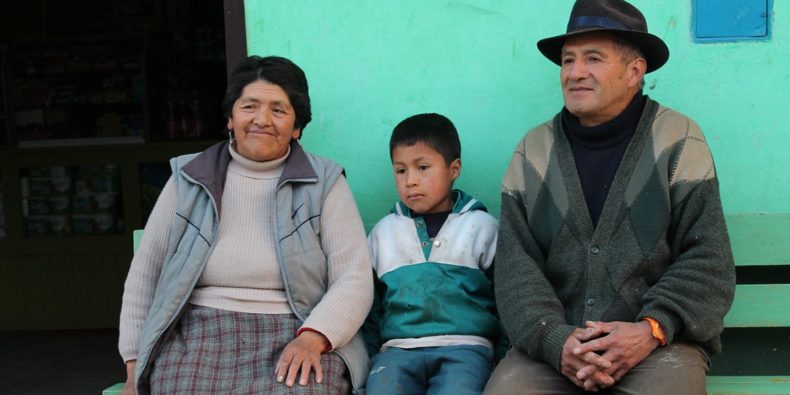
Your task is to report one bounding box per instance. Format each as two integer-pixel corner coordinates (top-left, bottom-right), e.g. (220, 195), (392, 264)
(366, 344), (493, 395)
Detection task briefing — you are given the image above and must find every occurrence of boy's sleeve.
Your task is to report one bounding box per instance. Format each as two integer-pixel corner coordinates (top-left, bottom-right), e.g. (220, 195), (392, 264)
(486, 259), (511, 362)
(361, 231), (384, 358)
(478, 213), (499, 271)
(361, 272), (385, 358)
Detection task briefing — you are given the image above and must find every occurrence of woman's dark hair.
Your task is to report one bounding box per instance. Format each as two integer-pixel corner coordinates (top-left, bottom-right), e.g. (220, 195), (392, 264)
(222, 56), (311, 133)
(389, 113), (461, 165)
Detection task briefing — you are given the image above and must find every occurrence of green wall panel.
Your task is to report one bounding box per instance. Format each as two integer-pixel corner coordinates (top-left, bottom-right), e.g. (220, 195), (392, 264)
(244, 1), (790, 228)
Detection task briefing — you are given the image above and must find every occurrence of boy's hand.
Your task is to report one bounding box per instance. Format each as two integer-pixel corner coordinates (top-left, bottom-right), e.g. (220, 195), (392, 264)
(275, 331), (329, 387)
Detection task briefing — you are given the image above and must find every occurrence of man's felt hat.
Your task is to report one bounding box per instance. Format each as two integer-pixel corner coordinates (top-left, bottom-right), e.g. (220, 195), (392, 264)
(537, 0), (669, 73)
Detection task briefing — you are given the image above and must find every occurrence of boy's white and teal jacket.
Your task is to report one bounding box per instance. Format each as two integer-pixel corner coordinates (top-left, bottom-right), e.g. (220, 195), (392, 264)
(363, 190), (500, 356)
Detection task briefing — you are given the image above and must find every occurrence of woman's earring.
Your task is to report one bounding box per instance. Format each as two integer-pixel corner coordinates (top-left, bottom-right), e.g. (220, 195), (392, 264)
(228, 128), (235, 142)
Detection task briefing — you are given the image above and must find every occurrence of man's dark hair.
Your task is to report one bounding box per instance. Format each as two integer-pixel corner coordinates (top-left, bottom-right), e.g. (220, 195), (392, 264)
(222, 56), (311, 134)
(389, 113), (461, 165)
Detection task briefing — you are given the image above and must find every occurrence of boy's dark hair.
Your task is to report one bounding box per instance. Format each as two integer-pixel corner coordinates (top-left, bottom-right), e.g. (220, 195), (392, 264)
(389, 113), (461, 165)
(222, 55), (311, 134)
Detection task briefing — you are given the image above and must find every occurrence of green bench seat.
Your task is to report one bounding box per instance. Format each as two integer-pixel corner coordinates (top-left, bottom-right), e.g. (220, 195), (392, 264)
(706, 213), (790, 394)
(102, 382), (124, 395)
(723, 284), (790, 328)
(107, 216), (790, 394)
(707, 376), (790, 394)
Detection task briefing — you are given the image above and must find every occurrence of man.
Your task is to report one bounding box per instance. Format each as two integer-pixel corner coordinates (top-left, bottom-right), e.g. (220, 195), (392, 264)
(485, 0), (735, 394)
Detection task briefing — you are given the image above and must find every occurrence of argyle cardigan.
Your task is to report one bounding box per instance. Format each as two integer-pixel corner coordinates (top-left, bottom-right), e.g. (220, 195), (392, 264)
(495, 98), (735, 371)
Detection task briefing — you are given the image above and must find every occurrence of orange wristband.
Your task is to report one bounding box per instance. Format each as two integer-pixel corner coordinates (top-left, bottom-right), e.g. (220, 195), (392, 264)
(643, 317), (666, 346)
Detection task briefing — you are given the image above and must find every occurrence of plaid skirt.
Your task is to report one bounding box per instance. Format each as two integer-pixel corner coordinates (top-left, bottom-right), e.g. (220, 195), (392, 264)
(149, 304), (350, 394)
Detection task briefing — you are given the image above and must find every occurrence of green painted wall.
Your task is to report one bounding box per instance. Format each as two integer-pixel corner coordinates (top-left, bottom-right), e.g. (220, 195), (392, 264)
(244, 1), (790, 229)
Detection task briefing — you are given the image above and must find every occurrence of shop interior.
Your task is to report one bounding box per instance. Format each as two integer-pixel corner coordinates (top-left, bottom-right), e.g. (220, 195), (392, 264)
(0, 1), (238, 393)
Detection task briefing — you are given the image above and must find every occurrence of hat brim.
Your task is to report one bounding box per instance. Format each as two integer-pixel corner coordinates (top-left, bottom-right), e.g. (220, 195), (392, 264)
(537, 28), (669, 73)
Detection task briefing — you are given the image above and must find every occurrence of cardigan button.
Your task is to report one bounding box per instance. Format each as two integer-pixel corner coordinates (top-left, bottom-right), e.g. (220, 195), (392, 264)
(421, 241), (429, 247)
(586, 297), (597, 306)
(590, 245), (600, 254)
(433, 240), (442, 248)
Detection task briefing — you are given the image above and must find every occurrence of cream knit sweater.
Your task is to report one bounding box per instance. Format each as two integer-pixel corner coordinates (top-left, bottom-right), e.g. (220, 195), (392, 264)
(119, 145), (372, 361)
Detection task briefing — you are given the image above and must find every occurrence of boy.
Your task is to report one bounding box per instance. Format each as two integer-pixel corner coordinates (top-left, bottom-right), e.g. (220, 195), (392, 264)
(364, 113), (500, 394)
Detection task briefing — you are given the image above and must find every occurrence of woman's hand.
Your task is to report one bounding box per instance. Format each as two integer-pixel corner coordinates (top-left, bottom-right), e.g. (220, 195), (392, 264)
(121, 360), (137, 395)
(275, 331), (330, 387)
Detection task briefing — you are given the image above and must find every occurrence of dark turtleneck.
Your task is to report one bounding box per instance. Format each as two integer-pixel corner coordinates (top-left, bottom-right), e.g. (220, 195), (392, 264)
(422, 210), (451, 238)
(562, 93), (646, 227)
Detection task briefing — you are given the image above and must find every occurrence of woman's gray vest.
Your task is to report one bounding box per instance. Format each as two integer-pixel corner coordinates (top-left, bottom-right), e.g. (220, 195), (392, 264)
(134, 141), (369, 394)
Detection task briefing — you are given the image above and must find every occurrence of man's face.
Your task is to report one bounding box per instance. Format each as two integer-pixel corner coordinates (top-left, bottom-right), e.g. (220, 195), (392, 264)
(560, 32), (645, 127)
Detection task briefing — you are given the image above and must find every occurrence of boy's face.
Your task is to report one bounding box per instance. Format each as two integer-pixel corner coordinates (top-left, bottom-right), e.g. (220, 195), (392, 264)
(391, 142), (460, 215)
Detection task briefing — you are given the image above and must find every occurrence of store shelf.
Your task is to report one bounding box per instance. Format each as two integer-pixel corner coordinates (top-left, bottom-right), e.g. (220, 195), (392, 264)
(5, 35), (150, 147)
(0, 140), (216, 329)
(0, 175), (6, 239)
(17, 136), (144, 148)
(0, 45), (9, 147)
(0, 139), (214, 245)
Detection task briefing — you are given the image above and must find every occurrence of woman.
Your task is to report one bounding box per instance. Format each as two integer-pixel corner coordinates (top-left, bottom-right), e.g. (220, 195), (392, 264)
(119, 56), (373, 394)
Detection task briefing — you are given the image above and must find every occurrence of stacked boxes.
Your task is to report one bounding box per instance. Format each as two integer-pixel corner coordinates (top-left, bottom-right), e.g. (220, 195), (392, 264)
(71, 164), (123, 234)
(11, 42), (147, 142)
(21, 166), (72, 236)
(20, 164), (123, 236)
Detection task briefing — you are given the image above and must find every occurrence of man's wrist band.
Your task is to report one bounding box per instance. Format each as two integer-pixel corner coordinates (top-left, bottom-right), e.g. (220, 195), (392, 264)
(644, 317), (667, 346)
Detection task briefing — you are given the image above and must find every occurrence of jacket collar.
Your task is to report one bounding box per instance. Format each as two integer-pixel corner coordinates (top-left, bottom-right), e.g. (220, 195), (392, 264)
(181, 140), (318, 214)
(181, 141), (231, 213)
(278, 140), (318, 187)
(393, 189), (487, 218)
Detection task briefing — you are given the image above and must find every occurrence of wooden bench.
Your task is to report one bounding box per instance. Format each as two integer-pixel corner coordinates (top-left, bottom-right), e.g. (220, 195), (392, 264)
(106, 219), (790, 394)
(706, 214), (790, 394)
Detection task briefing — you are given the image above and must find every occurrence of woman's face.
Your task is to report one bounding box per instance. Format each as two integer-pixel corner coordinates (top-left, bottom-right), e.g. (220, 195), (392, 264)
(227, 80), (301, 162)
